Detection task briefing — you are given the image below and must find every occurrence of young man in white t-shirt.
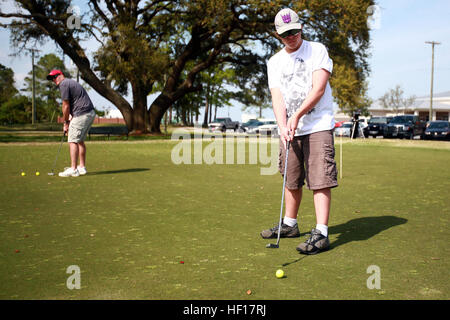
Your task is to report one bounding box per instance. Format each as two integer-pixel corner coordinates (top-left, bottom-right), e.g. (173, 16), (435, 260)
(260, 8), (338, 254)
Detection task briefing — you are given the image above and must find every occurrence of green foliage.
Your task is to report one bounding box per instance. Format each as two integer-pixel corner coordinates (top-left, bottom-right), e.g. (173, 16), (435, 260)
(0, 94), (54, 124)
(0, 64), (18, 104)
(234, 49), (273, 118)
(94, 108), (106, 117)
(331, 64), (372, 116)
(0, 95), (31, 124)
(0, 64), (34, 125)
(172, 64), (238, 125)
(22, 54), (71, 122)
(94, 23), (170, 96)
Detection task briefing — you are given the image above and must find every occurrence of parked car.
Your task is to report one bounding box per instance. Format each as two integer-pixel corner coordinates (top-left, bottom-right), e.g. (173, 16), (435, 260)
(366, 116), (392, 138)
(424, 121), (450, 140)
(208, 117), (240, 132)
(258, 120), (279, 136)
(334, 122), (353, 137)
(246, 119), (276, 134)
(239, 119), (264, 133)
(383, 115), (426, 139)
(334, 120), (346, 128)
(358, 118), (368, 128)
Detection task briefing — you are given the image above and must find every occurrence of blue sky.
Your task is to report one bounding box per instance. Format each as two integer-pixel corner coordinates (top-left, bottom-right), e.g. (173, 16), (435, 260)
(367, 1), (449, 100)
(1, 0), (449, 121)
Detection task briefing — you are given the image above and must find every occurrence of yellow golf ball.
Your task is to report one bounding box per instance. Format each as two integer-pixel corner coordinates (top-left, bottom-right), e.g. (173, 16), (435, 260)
(21, 172), (26, 176)
(276, 269), (285, 279)
(35, 171), (40, 176)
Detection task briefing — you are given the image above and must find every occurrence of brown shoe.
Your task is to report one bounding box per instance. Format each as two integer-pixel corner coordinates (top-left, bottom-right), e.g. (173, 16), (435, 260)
(296, 229), (330, 255)
(261, 223), (300, 239)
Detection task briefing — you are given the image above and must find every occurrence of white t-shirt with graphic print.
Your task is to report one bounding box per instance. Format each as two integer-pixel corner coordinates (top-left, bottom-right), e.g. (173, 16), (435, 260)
(267, 40), (335, 136)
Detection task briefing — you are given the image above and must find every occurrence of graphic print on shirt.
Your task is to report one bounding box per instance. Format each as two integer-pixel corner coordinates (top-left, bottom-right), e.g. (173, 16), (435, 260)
(280, 57), (313, 119)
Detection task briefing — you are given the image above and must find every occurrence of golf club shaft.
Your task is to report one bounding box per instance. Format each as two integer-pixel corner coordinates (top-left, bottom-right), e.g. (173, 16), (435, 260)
(276, 140), (290, 246)
(50, 132), (65, 174)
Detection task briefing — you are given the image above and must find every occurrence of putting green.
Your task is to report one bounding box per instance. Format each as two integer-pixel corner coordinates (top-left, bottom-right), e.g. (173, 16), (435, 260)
(0, 139), (448, 299)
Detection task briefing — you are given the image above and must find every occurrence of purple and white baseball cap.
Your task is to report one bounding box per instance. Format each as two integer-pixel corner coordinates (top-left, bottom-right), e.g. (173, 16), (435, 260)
(274, 8), (302, 34)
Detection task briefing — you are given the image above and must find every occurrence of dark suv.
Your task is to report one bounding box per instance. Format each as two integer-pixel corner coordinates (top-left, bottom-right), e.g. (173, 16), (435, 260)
(366, 116), (392, 138)
(383, 115), (426, 139)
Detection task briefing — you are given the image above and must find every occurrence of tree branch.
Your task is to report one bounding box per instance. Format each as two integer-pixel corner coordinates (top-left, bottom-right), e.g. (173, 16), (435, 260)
(88, 0), (115, 32)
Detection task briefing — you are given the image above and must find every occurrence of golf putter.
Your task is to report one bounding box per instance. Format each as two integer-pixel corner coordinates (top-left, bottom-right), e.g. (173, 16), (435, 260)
(48, 132), (66, 176)
(267, 140), (290, 249)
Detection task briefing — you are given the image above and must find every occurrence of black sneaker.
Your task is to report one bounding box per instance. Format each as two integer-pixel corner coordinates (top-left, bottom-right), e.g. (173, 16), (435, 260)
(260, 222), (300, 239)
(296, 229), (330, 255)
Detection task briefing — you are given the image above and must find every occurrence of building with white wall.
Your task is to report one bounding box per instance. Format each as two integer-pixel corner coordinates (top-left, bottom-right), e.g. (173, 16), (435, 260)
(368, 91), (450, 121)
(333, 91), (450, 122)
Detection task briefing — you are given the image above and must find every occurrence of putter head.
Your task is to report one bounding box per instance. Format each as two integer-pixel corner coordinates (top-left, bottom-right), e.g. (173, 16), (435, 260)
(48, 172), (55, 176)
(266, 243), (279, 249)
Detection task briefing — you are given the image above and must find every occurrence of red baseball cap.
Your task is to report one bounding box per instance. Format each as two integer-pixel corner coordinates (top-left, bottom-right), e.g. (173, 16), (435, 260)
(46, 69), (63, 80)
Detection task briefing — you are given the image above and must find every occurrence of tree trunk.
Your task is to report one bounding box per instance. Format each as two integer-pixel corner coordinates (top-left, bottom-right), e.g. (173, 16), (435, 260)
(131, 84), (149, 134)
(209, 102), (212, 123)
(181, 107), (188, 126)
(203, 96), (209, 127)
(149, 94), (173, 133)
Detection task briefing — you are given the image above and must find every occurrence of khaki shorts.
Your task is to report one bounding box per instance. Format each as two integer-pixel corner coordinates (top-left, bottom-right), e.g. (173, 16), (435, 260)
(68, 110), (96, 143)
(278, 129), (338, 191)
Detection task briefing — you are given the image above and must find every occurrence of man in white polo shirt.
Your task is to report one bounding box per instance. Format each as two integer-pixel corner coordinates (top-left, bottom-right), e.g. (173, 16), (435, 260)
(260, 8), (338, 254)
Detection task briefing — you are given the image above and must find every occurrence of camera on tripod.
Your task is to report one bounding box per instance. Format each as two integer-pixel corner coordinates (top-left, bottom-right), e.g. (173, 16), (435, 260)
(352, 110), (361, 122)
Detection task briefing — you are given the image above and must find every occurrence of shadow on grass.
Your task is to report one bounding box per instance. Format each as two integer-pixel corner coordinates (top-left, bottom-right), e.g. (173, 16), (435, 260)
(282, 255), (308, 267)
(88, 168), (150, 175)
(281, 216), (407, 266)
(329, 215), (408, 249)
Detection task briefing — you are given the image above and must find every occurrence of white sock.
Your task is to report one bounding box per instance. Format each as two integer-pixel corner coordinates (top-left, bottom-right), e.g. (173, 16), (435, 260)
(316, 224), (328, 237)
(283, 217), (297, 227)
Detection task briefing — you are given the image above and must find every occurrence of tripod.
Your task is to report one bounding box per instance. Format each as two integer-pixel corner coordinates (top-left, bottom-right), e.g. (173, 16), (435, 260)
(351, 120), (366, 140)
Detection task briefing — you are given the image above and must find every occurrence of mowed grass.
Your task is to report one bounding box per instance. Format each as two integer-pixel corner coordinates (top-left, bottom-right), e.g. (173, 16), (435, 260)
(0, 138), (449, 300)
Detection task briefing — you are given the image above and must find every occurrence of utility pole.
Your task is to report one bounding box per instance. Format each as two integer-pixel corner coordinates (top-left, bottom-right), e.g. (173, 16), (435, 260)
(425, 41), (441, 121)
(29, 49), (40, 124)
(32, 50), (36, 124)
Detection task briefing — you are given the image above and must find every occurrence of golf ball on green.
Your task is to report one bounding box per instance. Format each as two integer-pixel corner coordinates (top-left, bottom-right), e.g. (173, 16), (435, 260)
(35, 171), (40, 176)
(21, 172), (25, 176)
(276, 269), (285, 278)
